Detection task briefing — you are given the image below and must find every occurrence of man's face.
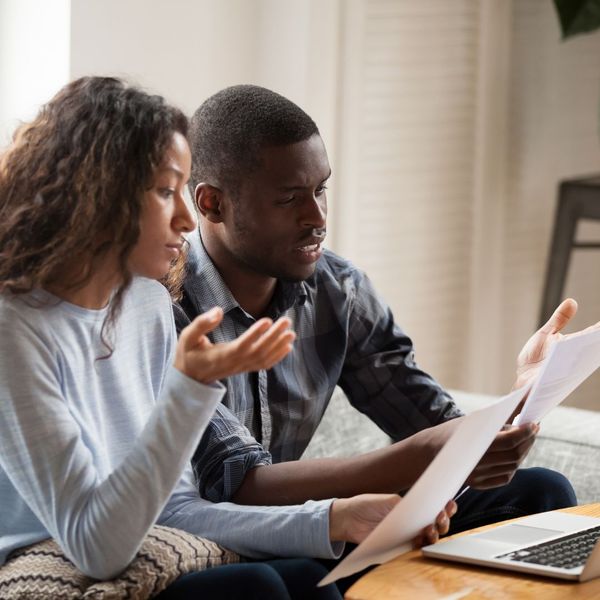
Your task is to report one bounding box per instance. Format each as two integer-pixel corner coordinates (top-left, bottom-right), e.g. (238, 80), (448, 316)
(219, 134), (331, 282)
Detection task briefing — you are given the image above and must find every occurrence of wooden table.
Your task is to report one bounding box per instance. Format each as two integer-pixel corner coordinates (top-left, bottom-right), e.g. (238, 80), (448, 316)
(346, 504), (600, 599)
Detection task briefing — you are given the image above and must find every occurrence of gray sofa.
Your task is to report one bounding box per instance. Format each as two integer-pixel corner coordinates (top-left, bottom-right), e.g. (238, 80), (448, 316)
(303, 388), (600, 505)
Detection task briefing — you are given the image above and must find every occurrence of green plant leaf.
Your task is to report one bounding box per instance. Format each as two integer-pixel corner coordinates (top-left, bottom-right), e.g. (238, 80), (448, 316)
(554, 0), (600, 39)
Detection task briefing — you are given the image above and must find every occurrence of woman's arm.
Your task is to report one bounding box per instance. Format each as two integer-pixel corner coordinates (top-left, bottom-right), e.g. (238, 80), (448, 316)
(0, 316), (223, 579)
(0, 296), (293, 579)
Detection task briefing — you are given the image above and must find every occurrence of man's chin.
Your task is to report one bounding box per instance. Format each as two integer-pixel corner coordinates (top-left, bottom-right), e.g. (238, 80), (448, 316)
(278, 264), (318, 283)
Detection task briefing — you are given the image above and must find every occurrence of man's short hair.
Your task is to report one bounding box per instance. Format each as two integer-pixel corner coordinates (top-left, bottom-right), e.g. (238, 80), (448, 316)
(189, 85), (319, 194)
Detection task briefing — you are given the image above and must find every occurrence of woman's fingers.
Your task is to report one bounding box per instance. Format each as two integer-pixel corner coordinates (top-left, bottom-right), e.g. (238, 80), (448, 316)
(176, 312), (296, 382)
(179, 307), (223, 352)
(234, 317), (295, 368)
(235, 318), (275, 351)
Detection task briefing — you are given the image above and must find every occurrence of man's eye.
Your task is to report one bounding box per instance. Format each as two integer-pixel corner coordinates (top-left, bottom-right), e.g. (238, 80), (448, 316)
(316, 184), (328, 196)
(278, 196), (295, 205)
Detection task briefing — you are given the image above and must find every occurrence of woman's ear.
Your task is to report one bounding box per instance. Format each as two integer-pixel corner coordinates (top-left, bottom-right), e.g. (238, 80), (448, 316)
(195, 183), (224, 223)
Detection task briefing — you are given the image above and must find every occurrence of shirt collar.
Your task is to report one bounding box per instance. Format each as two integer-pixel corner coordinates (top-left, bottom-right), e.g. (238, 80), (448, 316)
(184, 230), (309, 319)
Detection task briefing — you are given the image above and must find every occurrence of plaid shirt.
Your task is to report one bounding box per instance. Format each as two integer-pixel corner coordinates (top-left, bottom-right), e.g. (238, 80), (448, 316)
(175, 233), (462, 502)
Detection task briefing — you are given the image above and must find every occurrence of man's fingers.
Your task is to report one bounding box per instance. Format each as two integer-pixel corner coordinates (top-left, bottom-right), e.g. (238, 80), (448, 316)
(489, 424), (538, 451)
(179, 307), (223, 351)
(540, 298), (577, 335)
(477, 436), (536, 470)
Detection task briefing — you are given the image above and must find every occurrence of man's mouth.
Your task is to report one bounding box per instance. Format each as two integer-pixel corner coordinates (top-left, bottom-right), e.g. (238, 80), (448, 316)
(297, 243), (321, 252)
(294, 240), (324, 264)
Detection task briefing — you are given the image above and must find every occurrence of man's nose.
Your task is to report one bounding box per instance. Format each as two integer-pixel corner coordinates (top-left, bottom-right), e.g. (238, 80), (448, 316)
(301, 196), (327, 229)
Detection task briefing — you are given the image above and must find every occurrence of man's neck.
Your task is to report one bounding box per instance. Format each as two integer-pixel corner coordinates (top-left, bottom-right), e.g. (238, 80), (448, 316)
(220, 264), (277, 318)
(200, 233), (277, 319)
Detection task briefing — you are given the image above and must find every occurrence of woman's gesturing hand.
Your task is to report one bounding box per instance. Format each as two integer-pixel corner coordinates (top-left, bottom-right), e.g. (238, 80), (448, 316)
(174, 307), (296, 384)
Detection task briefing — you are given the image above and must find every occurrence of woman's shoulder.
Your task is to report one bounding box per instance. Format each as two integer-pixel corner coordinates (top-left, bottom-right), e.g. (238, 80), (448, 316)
(0, 291), (45, 325)
(122, 278), (173, 326)
(0, 291), (56, 356)
(128, 277), (171, 304)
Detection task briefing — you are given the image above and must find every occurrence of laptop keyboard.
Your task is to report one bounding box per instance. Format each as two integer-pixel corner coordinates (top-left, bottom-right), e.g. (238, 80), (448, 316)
(496, 525), (600, 570)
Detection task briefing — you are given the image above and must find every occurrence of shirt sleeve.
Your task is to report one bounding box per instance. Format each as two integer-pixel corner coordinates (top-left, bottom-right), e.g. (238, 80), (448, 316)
(192, 402), (273, 502)
(173, 299), (272, 503)
(161, 484), (344, 560)
(0, 313), (224, 580)
(339, 268), (463, 441)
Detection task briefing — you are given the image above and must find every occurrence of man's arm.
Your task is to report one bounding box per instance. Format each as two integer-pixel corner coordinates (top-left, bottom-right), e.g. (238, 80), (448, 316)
(233, 418), (463, 505)
(234, 291), (582, 503)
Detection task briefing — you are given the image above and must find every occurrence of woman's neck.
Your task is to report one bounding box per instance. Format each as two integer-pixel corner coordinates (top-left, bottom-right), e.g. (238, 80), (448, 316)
(46, 258), (121, 309)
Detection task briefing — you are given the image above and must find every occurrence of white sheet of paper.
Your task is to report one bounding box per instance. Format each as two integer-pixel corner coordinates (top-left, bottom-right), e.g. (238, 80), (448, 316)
(514, 327), (600, 425)
(319, 387), (527, 586)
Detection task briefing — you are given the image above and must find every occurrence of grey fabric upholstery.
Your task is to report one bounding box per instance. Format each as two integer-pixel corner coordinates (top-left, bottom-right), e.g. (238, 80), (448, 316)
(302, 388), (391, 459)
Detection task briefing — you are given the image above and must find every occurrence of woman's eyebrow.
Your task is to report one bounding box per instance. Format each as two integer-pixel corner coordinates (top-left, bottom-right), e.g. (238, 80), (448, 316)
(157, 165), (185, 179)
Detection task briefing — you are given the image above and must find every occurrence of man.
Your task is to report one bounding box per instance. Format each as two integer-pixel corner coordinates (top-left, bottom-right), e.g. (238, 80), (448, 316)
(175, 84), (577, 536)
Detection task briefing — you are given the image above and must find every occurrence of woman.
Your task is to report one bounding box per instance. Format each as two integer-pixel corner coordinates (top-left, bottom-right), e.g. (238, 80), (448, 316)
(0, 77), (453, 599)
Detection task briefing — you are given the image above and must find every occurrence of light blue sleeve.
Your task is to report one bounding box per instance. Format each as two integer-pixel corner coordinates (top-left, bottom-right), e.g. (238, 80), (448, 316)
(161, 482), (345, 560)
(0, 307), (223, 579)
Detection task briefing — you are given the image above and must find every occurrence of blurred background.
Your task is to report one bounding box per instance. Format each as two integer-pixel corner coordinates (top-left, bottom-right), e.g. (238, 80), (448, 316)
(1, 0), (600, 408)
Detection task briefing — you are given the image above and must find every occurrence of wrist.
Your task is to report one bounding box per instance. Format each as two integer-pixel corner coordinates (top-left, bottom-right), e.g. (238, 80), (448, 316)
(329, 498), (348, 541)
(416, 418), (461, 464)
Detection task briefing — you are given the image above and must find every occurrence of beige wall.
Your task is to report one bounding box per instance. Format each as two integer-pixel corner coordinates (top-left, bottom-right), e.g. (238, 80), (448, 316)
(0, 0), (70, 144)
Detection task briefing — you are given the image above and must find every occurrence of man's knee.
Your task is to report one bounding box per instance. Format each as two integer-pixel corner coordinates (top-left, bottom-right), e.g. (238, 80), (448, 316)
(512, 467), (577, 510)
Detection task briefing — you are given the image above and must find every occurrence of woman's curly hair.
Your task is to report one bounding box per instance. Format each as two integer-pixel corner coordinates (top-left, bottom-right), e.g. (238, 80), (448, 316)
(0, 76), (188, 353)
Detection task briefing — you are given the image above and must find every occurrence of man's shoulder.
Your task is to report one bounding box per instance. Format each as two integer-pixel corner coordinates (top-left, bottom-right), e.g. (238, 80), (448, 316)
(315, 248), (363, 282)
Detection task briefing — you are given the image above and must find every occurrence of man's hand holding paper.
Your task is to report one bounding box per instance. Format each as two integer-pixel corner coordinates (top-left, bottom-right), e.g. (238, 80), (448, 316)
(466, 421), (539, 489)
(469, 297), (600, 488)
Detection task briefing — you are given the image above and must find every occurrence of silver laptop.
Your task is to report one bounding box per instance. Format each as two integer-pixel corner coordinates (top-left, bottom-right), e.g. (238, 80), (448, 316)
(422, 511), (600, 582)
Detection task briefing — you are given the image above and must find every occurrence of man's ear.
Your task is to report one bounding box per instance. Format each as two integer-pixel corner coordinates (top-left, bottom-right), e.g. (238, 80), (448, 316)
(195, 183), (224, 223)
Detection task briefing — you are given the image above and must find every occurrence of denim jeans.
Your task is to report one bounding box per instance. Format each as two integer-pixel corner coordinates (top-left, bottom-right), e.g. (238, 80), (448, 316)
(448, 467), (577, 535)
(156, 558), (342, 600)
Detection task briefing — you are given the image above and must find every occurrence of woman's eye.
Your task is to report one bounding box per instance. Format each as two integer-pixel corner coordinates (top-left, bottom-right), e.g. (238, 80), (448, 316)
(159, 188), (175, 199)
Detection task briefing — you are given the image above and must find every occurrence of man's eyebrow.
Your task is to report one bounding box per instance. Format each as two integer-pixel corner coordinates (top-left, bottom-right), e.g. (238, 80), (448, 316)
(277, 171), (332, 191)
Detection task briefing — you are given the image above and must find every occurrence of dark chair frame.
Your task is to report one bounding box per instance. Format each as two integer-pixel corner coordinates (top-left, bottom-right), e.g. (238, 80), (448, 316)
(539, 175), (600, 328)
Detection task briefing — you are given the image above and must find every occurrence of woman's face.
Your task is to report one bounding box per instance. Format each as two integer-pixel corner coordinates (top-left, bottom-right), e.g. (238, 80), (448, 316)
(127, 131), (196, 279)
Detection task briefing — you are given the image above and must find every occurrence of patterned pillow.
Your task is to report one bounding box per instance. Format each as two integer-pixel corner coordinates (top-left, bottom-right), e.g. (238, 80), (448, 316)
(0, 525), (239, 599)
